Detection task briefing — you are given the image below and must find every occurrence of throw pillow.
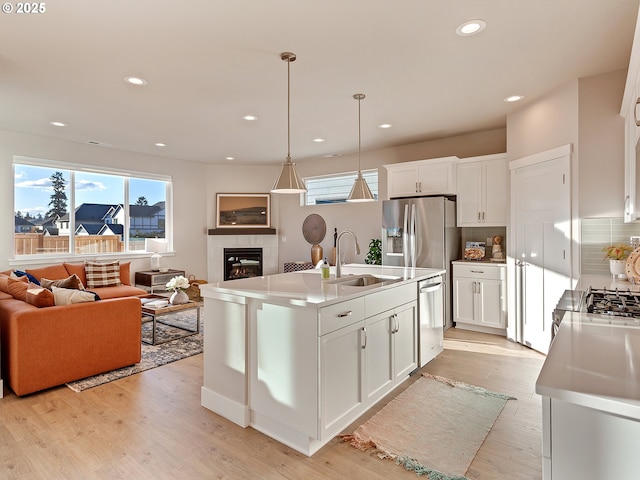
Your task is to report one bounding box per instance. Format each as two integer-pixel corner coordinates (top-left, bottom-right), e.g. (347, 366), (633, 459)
(12, 269), (41, 285)
(25, 264), (69, 282)
(0, 274), (21, 294)
(84, 261), (122, 288)
(52, 286), (98, 305)
(63, 263), (88, 286)
(25, 285), (55, 308)
(7, 277), (29, 301)
(40, 274), (85, 291)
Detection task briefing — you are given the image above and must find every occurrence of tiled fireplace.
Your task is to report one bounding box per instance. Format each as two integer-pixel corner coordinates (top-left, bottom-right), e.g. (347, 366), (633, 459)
(207, 230), (278, 283)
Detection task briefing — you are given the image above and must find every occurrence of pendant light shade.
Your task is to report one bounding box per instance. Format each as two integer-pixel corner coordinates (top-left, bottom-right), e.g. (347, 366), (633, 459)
(347, 93), (375, 202)
(271, 52), (307, 194)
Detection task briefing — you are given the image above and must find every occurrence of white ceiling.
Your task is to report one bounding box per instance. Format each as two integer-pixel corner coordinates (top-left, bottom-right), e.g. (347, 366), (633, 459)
(0, 0), (638, 166)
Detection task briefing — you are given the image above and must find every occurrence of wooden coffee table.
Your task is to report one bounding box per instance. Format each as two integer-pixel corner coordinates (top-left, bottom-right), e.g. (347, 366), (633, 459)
(140, 294), (200, 345)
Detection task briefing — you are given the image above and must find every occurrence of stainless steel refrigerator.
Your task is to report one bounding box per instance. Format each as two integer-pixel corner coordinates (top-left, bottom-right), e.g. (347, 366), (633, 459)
(382, 196), (460, 364)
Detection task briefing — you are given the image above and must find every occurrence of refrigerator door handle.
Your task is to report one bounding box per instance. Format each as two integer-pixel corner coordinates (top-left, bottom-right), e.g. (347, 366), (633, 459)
(403, 203), (410, 267)
(410, 204), (417, 267)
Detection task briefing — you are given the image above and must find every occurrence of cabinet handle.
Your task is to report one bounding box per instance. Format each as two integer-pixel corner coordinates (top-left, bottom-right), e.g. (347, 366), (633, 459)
(477, 212), (481, 222)
(416, 182), (419, 193)
(395, 313), (400, 333)
(362, 327), (367, 349)
(482, 212), (485, 222)
(625, 195), (631, 216)
(337, 311), (352, 318)
(477, 282), (481, 294)
(635, 98), (640, 127)
(470, 270), (484, 274)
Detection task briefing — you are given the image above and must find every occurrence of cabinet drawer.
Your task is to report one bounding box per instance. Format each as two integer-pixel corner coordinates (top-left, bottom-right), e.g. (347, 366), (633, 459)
(364, 283), (416, 318)
(319, 297), (365, 336)
(453, 263), (505, 280)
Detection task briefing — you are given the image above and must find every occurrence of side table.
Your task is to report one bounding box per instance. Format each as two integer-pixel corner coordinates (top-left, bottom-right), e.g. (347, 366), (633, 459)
(135, 269), (186, 293)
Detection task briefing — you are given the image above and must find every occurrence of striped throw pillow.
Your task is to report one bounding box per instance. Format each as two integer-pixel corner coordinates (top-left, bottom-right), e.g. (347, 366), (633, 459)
(84, 261), (122, 288)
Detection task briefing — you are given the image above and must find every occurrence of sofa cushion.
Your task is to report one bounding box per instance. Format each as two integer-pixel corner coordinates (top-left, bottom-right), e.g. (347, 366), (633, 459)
(64, 261), (131, 286)
(7, 277), (30, 301)
(40, 274), (85, 291)
(26, 264), (70, 282)
(0, 274), (22, 294)
(52, 286), (98, 305)
(84, 261), (122, 288)
(25, 285), (56, 308)
(91, 284), (146, 299)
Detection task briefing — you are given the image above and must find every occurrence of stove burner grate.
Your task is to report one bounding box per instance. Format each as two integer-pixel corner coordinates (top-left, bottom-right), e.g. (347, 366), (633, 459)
(585, 287), (640, 317)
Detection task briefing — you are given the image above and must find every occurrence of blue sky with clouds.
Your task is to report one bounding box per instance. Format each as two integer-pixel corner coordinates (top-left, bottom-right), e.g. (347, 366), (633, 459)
(14, 164), (165, 218)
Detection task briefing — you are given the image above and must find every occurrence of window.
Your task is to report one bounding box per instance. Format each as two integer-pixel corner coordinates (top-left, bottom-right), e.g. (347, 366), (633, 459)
(304, 169), (378, 205)
(13, 158), (170, 257)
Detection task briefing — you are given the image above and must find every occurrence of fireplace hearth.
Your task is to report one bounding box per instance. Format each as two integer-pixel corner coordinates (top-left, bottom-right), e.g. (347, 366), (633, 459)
(224, 248), (263, 280)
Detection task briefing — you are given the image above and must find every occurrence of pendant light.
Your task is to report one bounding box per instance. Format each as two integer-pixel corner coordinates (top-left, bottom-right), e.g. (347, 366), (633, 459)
(271, 52), (307, 194)
(347, 93), (375, 202)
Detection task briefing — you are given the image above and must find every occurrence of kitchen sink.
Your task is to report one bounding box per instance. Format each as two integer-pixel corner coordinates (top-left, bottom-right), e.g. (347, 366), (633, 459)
(329, 274), (402, 287)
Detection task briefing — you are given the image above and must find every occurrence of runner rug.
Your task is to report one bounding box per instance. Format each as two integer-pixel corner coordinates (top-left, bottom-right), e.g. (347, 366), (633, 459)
(66, 310), (203, 392)
(341, 373), (516, 480)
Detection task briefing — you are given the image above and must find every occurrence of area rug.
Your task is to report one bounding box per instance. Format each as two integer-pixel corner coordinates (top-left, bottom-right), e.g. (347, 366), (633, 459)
(341, 373), (515, 480)
(66, 310), (203, 392)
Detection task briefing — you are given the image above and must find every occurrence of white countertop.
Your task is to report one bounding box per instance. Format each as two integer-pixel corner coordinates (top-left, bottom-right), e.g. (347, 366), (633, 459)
(577, 273), (640, 292)
(536, 310), (640, 420)
(200, 264), (445, 307)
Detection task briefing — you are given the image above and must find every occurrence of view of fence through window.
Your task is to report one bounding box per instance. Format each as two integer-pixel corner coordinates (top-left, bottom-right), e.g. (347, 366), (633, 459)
(14, 162), (168, 256)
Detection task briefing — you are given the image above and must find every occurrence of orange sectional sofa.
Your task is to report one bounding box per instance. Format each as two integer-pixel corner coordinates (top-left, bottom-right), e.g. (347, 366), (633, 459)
(0, 261), (147, 396)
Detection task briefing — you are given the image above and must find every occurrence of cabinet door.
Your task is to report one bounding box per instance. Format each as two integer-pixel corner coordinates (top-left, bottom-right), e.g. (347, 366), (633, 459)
(388, 166), (419, 198)
(417, 162), (456, 195)
(320, 321), (365, 438)
(364, 311), (393, 404)
(393, 301), (418, 381)
(477, 279), (505, 328)
(482, 158), (508, 226)
(453, 277), (477, 324)
(457, 162), (482, 226)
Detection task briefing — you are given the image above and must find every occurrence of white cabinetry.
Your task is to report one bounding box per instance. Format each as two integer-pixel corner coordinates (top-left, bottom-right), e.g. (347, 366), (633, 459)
(457, 154), (508, 226)
(621, 7), (640, 222)
(384, 156), (458, 198)
(453, 262), (506, 334)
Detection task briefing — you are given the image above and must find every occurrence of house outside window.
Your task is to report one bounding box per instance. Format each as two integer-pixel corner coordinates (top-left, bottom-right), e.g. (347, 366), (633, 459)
(13, 158), (170, 257)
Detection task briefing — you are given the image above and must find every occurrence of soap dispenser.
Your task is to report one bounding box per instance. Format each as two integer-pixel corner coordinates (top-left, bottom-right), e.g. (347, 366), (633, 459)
(321, 257), (330, 280)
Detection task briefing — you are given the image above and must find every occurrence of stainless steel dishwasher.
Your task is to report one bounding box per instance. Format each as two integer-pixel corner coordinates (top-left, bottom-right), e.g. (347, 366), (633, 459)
(418, 275), (444, 367)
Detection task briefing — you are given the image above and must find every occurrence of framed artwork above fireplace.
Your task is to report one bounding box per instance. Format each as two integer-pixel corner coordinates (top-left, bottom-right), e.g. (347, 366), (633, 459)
(216, 193), (271, 228)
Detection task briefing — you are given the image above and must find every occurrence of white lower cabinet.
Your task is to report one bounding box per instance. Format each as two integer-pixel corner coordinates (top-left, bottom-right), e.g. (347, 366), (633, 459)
(453, 262), (506, 333)
(364, 301), (418, 405)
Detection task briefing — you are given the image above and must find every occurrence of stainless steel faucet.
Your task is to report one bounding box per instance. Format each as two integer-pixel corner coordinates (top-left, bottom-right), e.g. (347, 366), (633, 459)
(336, 230), (360, 278)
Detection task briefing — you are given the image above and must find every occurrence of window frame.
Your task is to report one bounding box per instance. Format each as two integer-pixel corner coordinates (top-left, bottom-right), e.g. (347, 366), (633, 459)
(303, 168), (379, 206)
(12, 155), (173, 263)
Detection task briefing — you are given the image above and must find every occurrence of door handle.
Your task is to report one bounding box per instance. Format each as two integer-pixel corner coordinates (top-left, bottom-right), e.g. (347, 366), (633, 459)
(625, 195), (631, 216)
(337, 311), (352, 318)
(362, 327), (367, 349)
(420, 283), (442, 293)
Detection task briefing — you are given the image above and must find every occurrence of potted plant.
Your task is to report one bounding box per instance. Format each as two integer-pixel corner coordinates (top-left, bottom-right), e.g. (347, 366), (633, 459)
(365, 239), (382, 265)
(602, 243), (633, 278)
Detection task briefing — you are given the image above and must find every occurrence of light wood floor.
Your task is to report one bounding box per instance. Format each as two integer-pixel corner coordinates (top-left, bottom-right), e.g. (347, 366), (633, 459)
(0, 328), (545, 479)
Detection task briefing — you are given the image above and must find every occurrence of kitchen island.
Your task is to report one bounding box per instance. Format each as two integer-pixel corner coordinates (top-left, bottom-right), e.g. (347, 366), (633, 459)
(536, 304), (640, 479)
(199, 264), (444, 456)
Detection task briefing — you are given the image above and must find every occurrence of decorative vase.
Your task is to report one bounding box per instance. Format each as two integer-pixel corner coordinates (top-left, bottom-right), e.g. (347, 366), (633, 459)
(311, 244), (323, 265)
(170, 289), (189, 305)
(609, 259), (626, 278)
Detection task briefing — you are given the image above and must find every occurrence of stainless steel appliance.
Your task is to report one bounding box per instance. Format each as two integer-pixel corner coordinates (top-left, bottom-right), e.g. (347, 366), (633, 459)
(552, 287), (640, 346)
(382, 196), (460, 366)
(418, 275), (444, 367)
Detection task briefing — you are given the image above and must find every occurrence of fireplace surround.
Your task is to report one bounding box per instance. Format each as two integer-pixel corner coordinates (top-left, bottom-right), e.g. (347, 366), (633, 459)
(207, 231), (278, 283)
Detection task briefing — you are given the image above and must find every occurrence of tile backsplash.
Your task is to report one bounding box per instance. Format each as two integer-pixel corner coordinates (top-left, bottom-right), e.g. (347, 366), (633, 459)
(581, 217), (640, 275)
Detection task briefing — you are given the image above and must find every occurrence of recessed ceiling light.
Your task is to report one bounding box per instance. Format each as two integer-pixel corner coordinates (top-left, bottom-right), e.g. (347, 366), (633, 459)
(378, 123), (393, 129)
(124, 76), (147, 86)
(313, 138), (325, 143)
(225, 156), (235, 161)
(49, 121), (67, 127)
(323, 153), (341, 158)
(154, 143), (166, 147)
(456, 19), (486, 36)
(504, 95), (525, 102)
(243, 115), (258, 121)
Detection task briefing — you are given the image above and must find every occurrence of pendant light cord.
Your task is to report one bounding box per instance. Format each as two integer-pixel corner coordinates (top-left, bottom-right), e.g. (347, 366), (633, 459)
(287, 55), (291, 161)
(358, 95), (361, 174)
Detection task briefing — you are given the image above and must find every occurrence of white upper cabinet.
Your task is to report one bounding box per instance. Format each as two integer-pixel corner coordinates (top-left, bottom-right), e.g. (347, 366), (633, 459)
(621, 6), (640, 223)
(456, 154), (508, 227)
(384, 156), (458, 198)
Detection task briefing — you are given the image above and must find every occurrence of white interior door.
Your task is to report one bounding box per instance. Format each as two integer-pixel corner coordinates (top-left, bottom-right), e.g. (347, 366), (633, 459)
(512, 147), (572, 354)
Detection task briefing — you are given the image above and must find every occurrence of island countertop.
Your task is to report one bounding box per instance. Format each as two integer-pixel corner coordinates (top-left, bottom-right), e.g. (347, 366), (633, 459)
(199, 264), (445, 308)
(535, 310), (640, 420)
